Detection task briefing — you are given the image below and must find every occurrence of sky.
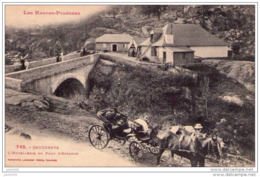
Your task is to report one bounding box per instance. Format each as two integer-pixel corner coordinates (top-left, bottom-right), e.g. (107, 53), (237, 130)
(5, 5), (109, 28)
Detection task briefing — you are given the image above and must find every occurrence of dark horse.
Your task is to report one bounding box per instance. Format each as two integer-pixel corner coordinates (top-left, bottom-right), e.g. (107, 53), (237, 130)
(157, 128), (222, 167)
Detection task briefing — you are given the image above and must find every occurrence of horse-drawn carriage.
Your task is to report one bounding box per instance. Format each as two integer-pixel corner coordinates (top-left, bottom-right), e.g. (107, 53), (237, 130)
(88, 113), (159, 161)
(88, 109), (225, 166)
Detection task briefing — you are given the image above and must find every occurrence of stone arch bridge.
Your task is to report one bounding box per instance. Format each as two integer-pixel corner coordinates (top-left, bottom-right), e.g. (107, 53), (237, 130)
(6, 54), (102, 99)
(5, 53), (161, 99)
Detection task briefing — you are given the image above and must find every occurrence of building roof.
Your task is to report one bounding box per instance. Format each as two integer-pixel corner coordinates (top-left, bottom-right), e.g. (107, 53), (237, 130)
(164, 23), (228, 46)
(139, 38), (150, 46)
(96, 34), (132, 43)
(140, 24), (228, 47)
(133, 37), (147, 45)
(151, 28), (163, 34)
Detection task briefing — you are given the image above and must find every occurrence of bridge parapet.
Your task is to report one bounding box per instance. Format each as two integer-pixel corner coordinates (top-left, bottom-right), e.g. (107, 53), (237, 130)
(5, 52), (81, 74)
(6, 54), (99, 81)
(5, 54), (100, 92)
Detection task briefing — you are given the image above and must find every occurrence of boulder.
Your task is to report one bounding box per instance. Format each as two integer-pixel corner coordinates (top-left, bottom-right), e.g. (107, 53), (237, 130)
(6, 94), (39, 106)
(33, 100), (50, 110)
(219, 95), (244, 107)
(21, 101), (37, 111)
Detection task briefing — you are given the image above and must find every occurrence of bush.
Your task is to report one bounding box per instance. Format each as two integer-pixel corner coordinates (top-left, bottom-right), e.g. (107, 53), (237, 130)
(5, 57), (13, 65)
(232, 54), (255, 61)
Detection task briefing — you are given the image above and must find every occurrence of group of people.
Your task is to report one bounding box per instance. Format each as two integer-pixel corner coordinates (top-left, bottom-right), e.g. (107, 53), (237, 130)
(97, 107), (210, 141)
(98, 107), (223, 161)
(97, 108), (152, 139)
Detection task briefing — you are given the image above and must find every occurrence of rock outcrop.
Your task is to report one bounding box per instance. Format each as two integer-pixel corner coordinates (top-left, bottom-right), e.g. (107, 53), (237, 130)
(202, 59), (255, 93)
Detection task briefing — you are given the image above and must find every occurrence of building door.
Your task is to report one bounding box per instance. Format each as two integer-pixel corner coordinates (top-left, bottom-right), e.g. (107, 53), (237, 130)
(228, 50), (232, 59)
(163, 52), (166, 63)
(174, 52), (185, 65)
(173, 52), (194, 66)
(112, 44), (117, 51)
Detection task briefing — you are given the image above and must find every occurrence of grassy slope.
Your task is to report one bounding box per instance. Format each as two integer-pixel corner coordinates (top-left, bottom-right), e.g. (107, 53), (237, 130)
(88, 62), (255, 160)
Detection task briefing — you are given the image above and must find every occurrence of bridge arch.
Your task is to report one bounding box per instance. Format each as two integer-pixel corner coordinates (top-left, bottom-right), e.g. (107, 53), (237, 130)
(51, 73), (87, 99)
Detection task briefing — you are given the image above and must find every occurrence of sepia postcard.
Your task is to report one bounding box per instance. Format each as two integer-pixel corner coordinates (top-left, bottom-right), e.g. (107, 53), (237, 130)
(2, 2), (258, 175)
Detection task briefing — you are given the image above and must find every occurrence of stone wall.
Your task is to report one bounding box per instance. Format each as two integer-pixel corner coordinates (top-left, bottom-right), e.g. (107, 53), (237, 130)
(5, 77), (23, 91)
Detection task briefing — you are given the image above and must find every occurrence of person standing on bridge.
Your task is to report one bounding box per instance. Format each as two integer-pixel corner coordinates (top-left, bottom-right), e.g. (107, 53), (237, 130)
(54, 39), (64, 62)
(60, 52), (64, 62)
(20, 53), (29, 70)
(24, 59), (29, 69)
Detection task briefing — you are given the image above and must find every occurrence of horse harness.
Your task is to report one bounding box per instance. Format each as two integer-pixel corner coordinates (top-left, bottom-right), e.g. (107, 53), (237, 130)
(163, 138), (220, 160)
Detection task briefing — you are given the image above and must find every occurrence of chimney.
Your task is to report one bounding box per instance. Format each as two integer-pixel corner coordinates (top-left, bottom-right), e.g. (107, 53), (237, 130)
(150, 34), (154, 42)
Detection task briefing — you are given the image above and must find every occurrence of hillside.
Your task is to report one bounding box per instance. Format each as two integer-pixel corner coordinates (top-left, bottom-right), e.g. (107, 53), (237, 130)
(84, 59), (255, 161)
(5, 5), (255, 64)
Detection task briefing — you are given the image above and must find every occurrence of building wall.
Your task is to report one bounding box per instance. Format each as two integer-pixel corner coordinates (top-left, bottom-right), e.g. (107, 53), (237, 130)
(158, 47), (174, 63)
(141, 46), (195, 65)
(159, 47), (194, 65)
(190, 46), (229, 58)
(141, 46), (152, 58)
(173, 52), (194, 65)
(96, 42), (129, 52)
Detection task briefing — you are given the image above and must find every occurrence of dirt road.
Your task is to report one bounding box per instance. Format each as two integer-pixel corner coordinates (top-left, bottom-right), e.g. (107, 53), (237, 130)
(5, 131), (136, 167)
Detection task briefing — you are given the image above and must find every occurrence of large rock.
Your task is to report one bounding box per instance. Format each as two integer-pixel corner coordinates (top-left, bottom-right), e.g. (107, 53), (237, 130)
(219, 95), (244, 107)
(21, 101), (37, 111)
(6, 94), (39, 106)
(33, 100), (49, 110)
(202, 60), (255, 93)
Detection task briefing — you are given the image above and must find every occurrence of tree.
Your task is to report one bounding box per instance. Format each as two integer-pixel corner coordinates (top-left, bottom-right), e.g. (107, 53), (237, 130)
(200, 76), (210, 120)
(120, 5), (133, 16)
(107, 6), (120, 18)
(139, 5), (167, 20)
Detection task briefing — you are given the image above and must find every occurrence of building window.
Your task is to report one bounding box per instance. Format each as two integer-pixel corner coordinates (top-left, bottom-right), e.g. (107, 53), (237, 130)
(183, 53), (186, 59)
(123, 44), (127, 48)
(103, 43), (106, 48)
(151, 47), (157, 56)
(163, 52), (166, 63)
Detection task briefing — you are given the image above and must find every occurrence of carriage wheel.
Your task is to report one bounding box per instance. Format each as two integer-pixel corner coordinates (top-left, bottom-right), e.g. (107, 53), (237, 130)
(148, 146), (160, 155)
(129, 141), (144, 162)
(88, 125), (110, 149)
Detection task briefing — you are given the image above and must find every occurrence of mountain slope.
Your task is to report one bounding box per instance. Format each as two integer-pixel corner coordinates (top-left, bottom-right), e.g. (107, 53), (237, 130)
(5, 5), (255, 64)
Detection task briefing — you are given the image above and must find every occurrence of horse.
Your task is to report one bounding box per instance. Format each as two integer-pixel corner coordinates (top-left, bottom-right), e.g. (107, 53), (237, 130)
(156, 128), (223, 167)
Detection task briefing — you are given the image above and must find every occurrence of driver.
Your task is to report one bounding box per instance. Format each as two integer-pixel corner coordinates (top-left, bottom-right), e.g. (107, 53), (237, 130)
(97, 107), (122, 129)
(193, 123), (206, 139)
(97, 108), (131, 136)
